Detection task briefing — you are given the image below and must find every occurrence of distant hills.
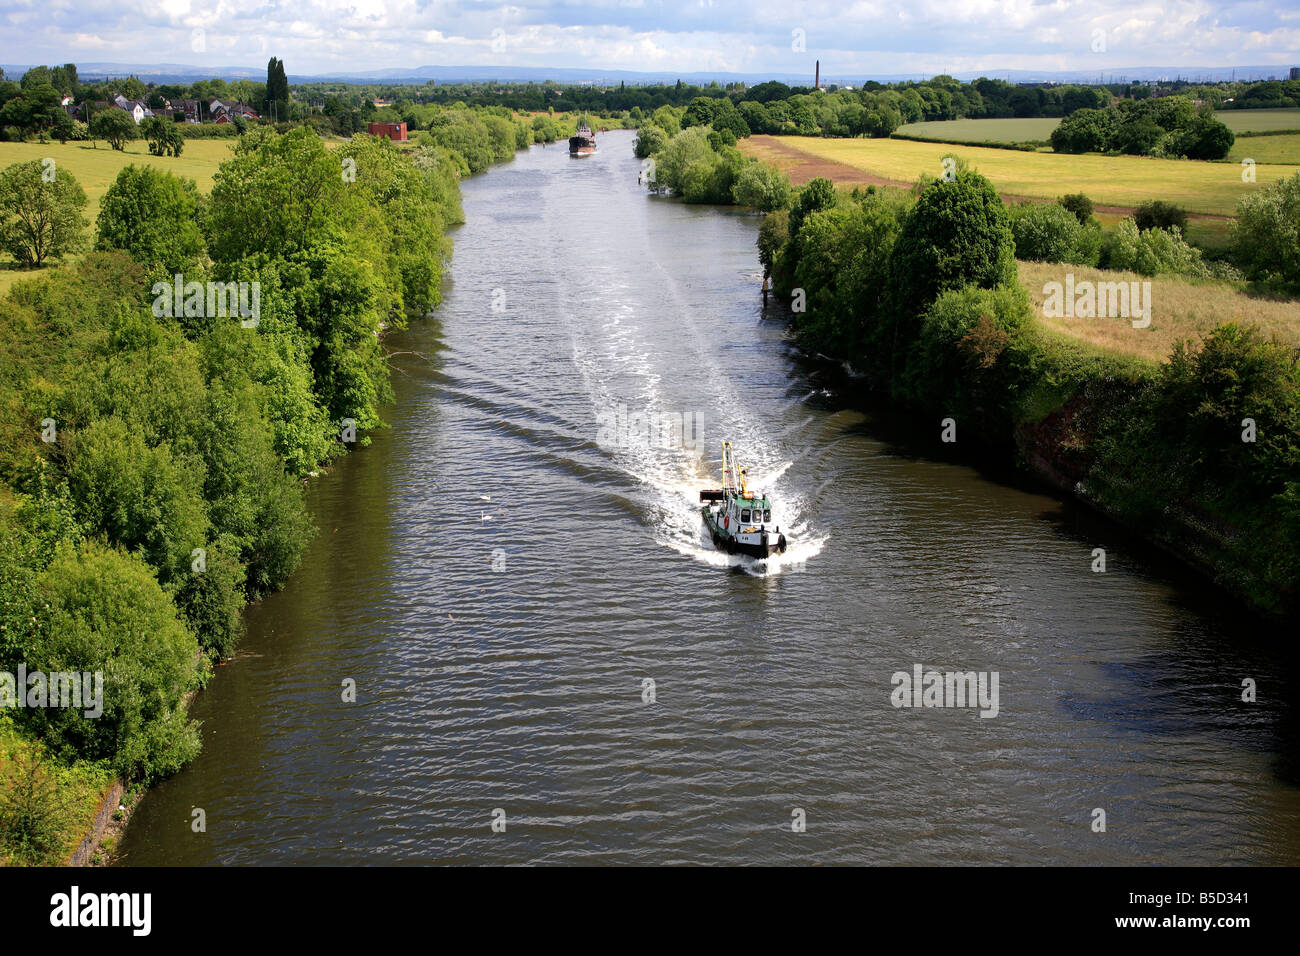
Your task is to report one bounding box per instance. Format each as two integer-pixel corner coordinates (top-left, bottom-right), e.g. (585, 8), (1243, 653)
(2, 61), (1294, 86)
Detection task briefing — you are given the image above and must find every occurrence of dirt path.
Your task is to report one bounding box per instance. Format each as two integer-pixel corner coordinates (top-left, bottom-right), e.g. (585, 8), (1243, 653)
(741, 135), (1234, 222)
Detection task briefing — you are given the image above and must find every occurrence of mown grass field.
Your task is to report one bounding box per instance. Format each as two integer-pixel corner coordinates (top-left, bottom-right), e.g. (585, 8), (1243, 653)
(741, 135), (1299, 216)
(1217, 108), (1300, 132)
(1018, 260), (1300, 362)
(1229, 133), (1300, 165)
(897, 109), (1300, 146)
(897, 117), (1059, 143)
(0, 138), (236, 295)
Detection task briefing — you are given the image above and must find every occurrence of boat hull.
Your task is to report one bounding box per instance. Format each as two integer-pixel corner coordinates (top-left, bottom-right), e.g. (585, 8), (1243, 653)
(702, 507), (787, 559)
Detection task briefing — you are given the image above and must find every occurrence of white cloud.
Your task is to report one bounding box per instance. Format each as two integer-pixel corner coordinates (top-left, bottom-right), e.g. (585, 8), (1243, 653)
(0, 0), (1295, 75)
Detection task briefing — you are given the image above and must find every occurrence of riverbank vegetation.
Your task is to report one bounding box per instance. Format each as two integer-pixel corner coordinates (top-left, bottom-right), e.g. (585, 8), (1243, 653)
(693, 130), (1300, 616)
(0, 108), (530, 863)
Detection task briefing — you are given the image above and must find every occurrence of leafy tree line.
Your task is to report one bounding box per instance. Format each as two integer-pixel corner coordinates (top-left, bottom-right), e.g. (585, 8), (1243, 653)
(0, 122), (496, 811)
(743, 165), (1300, 616)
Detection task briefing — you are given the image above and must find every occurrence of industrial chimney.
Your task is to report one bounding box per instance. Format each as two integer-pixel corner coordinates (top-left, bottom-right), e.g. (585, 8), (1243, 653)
(815, 60), (820, 89)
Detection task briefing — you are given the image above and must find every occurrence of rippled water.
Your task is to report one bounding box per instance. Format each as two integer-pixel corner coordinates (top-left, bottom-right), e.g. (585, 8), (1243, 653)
(119, 130), (1300, 866)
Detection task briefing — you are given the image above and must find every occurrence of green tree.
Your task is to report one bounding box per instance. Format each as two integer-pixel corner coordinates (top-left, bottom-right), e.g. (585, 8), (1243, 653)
(88, 108), (136, 150)
(633, 123), (666, 159)
(66, 416), (209, 582)
(1050, 107), (1114, 153)
(18, 66), (51, 89)
(889, 170), (1016, 325)
(265, 57), (289, 121)
(205, 126), (354, 263)
(787, 176), (837, 248)
(28, 542), (203, 781)
(95, 165), (204, 277)
(1232, 172), (1300, 291)
(1133, 200), (1189, 233)
(731, 162), (792, 211)
(1008, 201), (1083, 262)
(0, 84), (64, 138)
(338, 134), (453, 318)
(141, 115), (184, 157)
(650, 126), (713, 194)
(1170, 113), (1233, 160)
(1058, 193), (1094, 225)
(0, 160), (88, 267)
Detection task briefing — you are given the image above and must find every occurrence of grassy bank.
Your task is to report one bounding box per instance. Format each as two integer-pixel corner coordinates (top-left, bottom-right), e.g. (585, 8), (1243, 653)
(0, 716), (115, 865)
(1018, 260), (1300, 362)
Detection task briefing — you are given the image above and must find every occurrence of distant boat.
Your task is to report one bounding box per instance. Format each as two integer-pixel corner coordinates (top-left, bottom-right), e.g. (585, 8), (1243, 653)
(569, 124), (596, 155)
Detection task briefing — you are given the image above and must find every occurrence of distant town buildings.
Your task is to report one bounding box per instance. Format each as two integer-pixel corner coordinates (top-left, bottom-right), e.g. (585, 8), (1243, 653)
(1291, 67), (1300, 80)
(71, 94), (260, 126)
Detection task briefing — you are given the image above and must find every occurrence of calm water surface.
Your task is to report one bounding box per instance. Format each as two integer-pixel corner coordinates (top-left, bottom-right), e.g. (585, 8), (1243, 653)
(119, 130), (1300, 865)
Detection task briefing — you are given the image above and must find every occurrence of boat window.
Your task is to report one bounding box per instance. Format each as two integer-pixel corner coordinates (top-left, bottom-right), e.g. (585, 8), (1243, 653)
(764, 509), (772, 522)
(741, 509), (751, 522)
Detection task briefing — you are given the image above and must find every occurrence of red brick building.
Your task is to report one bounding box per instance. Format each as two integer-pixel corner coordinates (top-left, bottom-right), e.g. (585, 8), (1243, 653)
(367, 121), (408, 142)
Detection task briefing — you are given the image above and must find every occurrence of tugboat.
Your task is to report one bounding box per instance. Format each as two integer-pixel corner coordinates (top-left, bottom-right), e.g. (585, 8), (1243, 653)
(700, 442), (787, 559)
(569, 124), (596, 155)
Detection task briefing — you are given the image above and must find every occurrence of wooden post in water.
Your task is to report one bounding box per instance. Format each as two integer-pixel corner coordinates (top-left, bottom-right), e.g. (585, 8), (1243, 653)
(762, 275), (770, 304)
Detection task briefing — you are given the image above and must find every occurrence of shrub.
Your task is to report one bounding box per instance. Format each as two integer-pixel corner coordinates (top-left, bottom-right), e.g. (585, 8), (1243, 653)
(1102, 217), (1206, 277)
(1009, 201), (1083, 263)
(0, 746), (72, 865)
(1232, 172), (1300, 292)
(65, 416), (209, 582)
(1058, 193), (1094, 225)
(1133, 200), (1189, 234)
(27, 542), (203, 781)
(633, 123), (666, 159)
(732, 162), (792, 211)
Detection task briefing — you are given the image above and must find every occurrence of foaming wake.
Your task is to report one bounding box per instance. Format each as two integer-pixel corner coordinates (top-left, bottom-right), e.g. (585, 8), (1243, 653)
(558, 213), (827, 577)
(647, 455), (827, 577)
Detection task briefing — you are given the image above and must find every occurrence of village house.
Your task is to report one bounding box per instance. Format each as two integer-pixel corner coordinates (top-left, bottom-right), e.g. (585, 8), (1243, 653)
(168, 97), (203, 123)
(209, 99), (261, 124)
(111, 93), (152, 124)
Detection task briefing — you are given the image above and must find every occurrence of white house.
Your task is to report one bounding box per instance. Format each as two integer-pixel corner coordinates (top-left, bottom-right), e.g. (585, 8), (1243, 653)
(111, 93), (149, 124)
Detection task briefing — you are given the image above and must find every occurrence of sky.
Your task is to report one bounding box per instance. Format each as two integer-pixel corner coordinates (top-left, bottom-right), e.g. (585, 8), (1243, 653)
(1, 0), (1297, 79)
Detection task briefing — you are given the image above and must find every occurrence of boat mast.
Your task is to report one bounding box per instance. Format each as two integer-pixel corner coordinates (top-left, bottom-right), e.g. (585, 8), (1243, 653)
(720, 441), (749, 499)
(721, 441), (735, 498)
